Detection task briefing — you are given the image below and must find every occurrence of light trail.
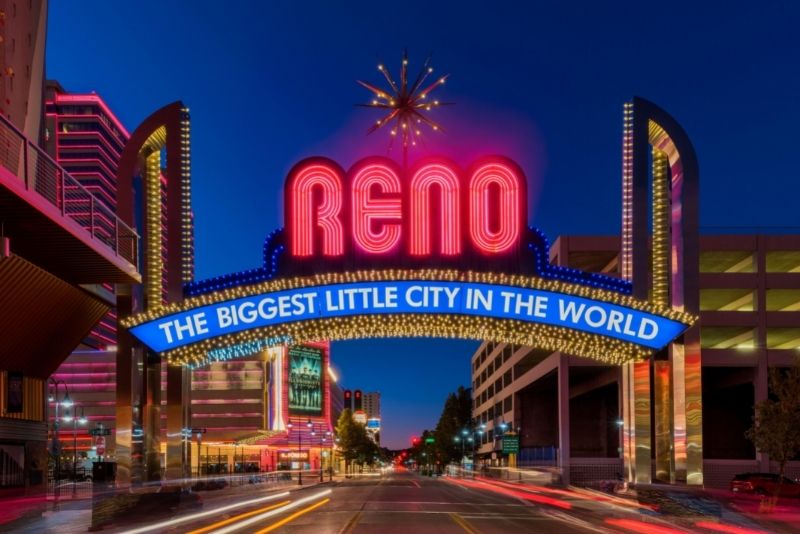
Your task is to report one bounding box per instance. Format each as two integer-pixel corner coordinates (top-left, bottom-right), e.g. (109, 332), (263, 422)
(209, 489), (332, 534)
(187, 500), (291, 534)
(253, 497), (330, 533)
(117, 491), (290, 534)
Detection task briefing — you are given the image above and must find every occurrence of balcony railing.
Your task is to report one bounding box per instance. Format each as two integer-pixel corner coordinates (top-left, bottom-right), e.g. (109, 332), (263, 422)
(0, 114), (139, 268)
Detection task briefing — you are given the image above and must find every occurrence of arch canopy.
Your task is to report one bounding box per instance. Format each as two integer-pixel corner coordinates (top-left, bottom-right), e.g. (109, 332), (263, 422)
(121, 269), (694, 368)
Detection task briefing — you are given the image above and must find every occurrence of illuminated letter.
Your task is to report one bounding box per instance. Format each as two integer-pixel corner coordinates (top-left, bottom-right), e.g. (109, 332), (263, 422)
(351, 163), (402, 254)
(469, 163), (521, 254)
(409, 163), (461, 256)
(288, 162), (344, 257)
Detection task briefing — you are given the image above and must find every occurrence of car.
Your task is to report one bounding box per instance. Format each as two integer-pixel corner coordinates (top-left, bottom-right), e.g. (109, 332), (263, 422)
(730, 473), (800, 497)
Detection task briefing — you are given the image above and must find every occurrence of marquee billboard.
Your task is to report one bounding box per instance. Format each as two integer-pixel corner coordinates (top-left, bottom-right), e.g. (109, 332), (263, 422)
(122, 156), (695, 367)
(288, 345), (324, 416)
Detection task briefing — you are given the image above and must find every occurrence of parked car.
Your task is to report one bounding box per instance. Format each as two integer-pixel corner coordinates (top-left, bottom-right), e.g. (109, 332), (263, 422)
(730, 473), (800, 497)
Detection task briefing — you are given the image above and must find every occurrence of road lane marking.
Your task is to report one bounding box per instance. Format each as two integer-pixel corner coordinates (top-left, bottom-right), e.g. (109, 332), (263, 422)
(208, 489), (332, 534)
(449, 512), (479, 534)
(411, 480), (420, 488)
(186, 500), (291, 534)
(339, 510), (363, 534)
(254, 498), (330, 534)
(117, 491), (291, 534)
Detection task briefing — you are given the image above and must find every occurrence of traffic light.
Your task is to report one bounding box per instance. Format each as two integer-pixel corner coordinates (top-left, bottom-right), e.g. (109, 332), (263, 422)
(344, 389), (352, 410)
(411, 436), (420, 446)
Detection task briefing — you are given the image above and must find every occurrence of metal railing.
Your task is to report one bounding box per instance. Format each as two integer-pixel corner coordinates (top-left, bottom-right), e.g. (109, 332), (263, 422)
(0, 114), (139, 268)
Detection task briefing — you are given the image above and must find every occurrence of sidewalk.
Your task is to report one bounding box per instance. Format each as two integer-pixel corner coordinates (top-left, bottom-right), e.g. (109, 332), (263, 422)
(0, 475), (332, 533)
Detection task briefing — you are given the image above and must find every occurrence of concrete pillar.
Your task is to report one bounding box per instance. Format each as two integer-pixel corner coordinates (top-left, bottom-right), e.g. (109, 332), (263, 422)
(166, 364), (191, 481)
(654, 359), (674, 482)
(144, 352), (162, 482)
(557, 355), (570, 485)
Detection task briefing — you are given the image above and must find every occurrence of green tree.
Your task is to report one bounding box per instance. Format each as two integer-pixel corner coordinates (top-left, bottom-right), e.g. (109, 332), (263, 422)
(335, 409), (378, 474)
(745, 365), (800, 491)
(434, 386), (473, 465)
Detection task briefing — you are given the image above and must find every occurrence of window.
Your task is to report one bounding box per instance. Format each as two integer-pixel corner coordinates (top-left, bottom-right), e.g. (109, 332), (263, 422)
(700, 326), (756, 349)
(766, 251), (800, 273)
(504, 370), (512, 387)
(494, 355), (502, 369)
(487, 384), (494, 398)
(766, 289), (800, 311)
(700, 289), (755, 312)
(700, 251), (755, 273)
(766, 328), (800, 349)
(503, 345), (513, 362)
(495, 378), (502, 393)
(504, 396), (512, 413)
(487, 362), (494, 376)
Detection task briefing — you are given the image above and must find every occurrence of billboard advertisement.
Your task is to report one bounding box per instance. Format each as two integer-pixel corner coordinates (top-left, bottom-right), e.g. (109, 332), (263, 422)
(288, 345), (323, 416)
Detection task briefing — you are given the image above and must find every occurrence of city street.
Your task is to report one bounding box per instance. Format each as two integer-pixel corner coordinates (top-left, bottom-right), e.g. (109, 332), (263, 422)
(5, 467), (800, 533)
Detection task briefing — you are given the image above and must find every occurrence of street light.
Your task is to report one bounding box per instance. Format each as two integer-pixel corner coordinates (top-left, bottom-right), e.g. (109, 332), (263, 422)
(48, 379), (70, 487)
(71, 407), (87, 496)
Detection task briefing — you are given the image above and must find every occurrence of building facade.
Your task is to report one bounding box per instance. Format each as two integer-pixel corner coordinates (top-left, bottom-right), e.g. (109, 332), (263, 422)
(470, 234), (800, 487)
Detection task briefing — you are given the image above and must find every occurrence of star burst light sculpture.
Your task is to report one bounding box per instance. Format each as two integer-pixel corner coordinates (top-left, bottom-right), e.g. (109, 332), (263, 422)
(357, 51), (451, 165)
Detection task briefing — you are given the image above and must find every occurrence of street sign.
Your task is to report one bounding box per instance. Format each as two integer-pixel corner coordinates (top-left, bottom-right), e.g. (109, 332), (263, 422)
(502, 435), (519, 454)
(96, 436), (106, 456)
(89, 428), (112, 436)
(191, 428), (207, 434)
(425, 437), (435, 444)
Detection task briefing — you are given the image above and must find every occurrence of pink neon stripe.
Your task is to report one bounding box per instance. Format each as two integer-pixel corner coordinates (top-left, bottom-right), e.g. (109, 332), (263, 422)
(53, 94), (131, 137)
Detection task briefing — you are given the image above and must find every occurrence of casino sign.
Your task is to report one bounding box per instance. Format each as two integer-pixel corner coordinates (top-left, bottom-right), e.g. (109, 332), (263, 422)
(121, 156), (695, 367)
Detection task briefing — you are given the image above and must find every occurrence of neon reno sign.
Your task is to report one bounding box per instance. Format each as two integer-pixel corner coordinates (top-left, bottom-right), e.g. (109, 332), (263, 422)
(285, 156), (526, 270)
(122, 155), (696, 367)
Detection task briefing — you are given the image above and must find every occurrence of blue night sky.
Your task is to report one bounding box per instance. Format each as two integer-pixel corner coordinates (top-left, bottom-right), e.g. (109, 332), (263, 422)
(48, 1), (800, 449)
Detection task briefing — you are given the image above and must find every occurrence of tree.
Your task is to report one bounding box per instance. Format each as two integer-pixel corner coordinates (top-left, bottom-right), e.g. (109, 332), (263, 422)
(745, 365), (800, 492)
(335, 409), (378, 474)
(434, 386), (473, 465)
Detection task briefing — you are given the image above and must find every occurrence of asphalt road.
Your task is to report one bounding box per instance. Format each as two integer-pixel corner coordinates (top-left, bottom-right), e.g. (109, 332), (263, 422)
(7, 469), (790, 533)
(266, 471), (597, 534)
(135, 469), (604, 534)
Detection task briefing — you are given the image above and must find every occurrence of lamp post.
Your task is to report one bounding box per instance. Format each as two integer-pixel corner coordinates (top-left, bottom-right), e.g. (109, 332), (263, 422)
(287, 420), (299, 485)
(325, 431), (333, 481)
(66, 407), (87, 496)
(48, 379), (72, 489)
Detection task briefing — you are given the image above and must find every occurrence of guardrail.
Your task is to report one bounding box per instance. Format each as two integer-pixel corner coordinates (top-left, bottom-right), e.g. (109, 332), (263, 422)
(0, 114), (139, 268)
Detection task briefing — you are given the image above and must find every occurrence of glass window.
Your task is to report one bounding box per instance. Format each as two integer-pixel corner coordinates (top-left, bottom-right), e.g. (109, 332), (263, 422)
(504, 396), (512, 413)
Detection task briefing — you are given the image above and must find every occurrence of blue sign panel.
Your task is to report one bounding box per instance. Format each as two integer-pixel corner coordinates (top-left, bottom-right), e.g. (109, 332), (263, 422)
(129, 281), (688, 353)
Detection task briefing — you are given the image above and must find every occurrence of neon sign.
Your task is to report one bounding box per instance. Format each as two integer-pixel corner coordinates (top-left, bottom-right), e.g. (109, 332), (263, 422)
(285, 156), (526, 264)
(121, 154), (697, 368)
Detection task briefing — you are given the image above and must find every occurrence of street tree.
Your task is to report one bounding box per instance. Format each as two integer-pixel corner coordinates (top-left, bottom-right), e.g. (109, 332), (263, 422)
(336, 408), (370, 474)
(745, 365), (800, 491)
(434, 386), (473, 465)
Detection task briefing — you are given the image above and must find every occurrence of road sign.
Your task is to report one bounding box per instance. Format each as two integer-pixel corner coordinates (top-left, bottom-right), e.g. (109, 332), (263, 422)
(191, 428), (207, 434)
(89, 428), (112, 436)
(425, 437), (435, 444)
(502, 435), (519, 454)
(96, 436), (106, 456)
